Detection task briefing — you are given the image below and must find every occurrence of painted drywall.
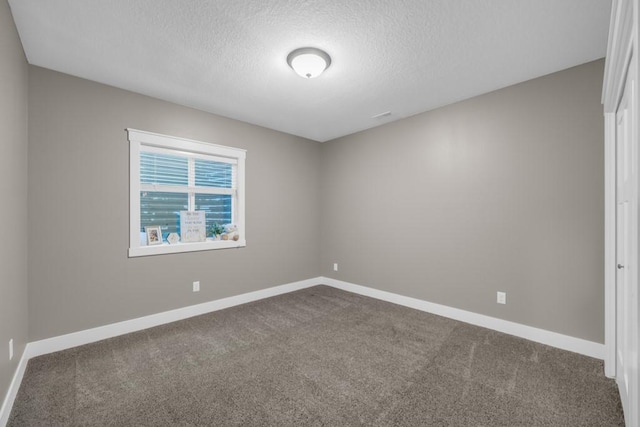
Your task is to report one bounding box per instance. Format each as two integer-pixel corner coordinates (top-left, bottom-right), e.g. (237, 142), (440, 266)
(0, 0), (29, 408)
(28, 66), (321, 341)
(320, 60), (606, 343)
(23, 50), (605, 346)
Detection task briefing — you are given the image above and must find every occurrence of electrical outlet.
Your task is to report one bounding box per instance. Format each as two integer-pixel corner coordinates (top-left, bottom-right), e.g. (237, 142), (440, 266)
(193, 281), (200, 292)
(333, 263), (338, 271)
(497, 291), (506, 304)
(9, 339), (13, 361)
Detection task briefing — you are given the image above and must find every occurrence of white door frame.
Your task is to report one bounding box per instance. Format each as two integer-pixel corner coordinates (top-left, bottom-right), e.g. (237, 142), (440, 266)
(603, 1), (639, 426)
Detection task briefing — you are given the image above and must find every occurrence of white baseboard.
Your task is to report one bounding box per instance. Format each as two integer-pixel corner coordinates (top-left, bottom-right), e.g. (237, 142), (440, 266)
(27, 278), (319, 359)
(321, 277), (604, 360)
(1, 275), (605, 425)
(0, 345), (30, 427)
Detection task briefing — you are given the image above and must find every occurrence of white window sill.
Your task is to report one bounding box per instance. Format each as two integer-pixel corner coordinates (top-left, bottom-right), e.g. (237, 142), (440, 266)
(129, 239), (246, 257)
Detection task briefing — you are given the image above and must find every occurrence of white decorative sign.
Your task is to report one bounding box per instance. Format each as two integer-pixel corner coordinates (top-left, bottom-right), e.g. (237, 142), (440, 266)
(167, 232), (180, 245)
(180, 211), (206, 242)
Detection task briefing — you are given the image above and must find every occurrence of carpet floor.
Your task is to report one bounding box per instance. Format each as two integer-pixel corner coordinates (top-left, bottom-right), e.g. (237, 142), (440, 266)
(8, 285), (624, 426)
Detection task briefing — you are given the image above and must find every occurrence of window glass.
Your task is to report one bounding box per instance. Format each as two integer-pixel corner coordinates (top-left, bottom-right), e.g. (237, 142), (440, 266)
(140, 152), (188, 186)
(140, 191), (188, 235)
(194, 159), (233, 188)
(195, 194), (232, 234)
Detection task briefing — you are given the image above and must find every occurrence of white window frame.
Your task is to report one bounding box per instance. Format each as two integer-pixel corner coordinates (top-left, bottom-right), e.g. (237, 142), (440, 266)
(127, 129), (246, 257)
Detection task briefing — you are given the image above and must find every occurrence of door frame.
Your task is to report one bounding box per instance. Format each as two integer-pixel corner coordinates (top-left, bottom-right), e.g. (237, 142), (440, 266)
(603, 1), (638, 426)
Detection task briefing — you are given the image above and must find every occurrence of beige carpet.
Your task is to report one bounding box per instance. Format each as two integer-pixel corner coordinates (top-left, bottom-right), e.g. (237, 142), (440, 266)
(9, 285), (624, 426)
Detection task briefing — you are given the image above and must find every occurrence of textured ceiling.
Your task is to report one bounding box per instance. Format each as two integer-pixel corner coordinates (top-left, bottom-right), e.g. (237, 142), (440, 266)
(9, 0), (611, 142)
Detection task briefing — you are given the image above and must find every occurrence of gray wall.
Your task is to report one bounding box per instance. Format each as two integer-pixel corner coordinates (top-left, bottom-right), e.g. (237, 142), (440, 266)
(28, 67), (321, 341)
(19, 45), (607, 347)
(320, 60), (605, 343)
(0, 0), (29, 407)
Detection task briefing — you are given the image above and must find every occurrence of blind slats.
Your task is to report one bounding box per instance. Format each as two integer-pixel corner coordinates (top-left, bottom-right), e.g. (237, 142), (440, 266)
(141, 152), (188, 186)
(139, 152), (235, 235)
(140, 192), (188, 234)
(141, 152), (235, 189)
(195, 158), (233, 189)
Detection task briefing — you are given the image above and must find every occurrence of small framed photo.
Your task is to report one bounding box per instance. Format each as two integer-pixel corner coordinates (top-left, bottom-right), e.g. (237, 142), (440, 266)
(145, 226), (163, 245)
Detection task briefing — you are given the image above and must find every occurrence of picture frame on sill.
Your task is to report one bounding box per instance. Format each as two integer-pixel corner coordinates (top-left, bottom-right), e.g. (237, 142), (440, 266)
(145, 226), (163, 245)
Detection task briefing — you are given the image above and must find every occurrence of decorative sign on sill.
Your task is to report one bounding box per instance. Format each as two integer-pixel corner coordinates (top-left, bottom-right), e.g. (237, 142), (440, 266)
(180, 211), (206, 243)
(167, 232), (180, 245)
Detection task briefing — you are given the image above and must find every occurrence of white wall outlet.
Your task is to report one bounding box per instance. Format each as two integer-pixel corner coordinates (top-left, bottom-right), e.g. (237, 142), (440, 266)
(193, 281), (200, 292)
(333, 263), (338, 271)
(497, 291), (506, 304)
(9, 338), (13, 361)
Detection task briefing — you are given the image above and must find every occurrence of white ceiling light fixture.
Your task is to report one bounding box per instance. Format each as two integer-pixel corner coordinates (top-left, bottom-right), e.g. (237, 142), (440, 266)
(287, 47), (331, 79)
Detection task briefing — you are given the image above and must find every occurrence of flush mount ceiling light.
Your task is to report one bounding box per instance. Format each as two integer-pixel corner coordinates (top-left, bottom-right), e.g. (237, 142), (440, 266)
(287, 47), (331, 79)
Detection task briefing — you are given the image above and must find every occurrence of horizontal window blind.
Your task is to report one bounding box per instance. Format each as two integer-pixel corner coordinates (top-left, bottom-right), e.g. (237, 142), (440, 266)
(195, 159), (234, 189)
(140, 191), (188, 234)
(195, 194), (233, 232)
(140, 152), (188, 186)
(139, 149), (236, 235)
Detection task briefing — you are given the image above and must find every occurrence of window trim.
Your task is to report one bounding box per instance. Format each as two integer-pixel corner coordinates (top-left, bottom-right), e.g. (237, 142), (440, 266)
(127, 129), (246, 257)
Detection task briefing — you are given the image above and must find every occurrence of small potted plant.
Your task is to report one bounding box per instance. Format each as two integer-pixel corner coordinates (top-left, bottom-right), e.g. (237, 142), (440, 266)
(210, 223), (225, 240)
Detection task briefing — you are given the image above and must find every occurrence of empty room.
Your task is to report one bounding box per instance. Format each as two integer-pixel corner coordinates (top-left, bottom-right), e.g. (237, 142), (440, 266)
(1, 0), (638, 426)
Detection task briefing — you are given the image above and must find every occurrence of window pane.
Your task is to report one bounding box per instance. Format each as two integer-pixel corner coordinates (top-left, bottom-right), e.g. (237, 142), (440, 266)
(195, 193), (232, 234)
(141, 152), (188, 186)
(140, 191), (188, 235)
(195, 159), (233, 188)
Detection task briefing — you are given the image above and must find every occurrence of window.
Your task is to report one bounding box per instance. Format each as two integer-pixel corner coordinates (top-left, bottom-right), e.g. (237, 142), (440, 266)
(127, 129), (246, 257)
